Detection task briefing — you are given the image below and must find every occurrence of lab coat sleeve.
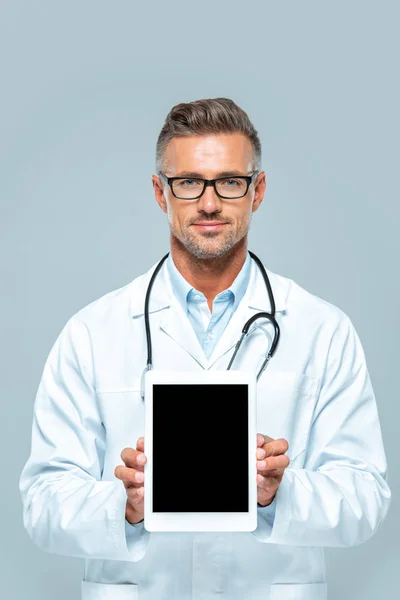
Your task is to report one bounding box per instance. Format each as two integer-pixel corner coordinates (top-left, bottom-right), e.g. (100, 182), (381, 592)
(19, 315), (150, 561)
(251, 314), (391, 546)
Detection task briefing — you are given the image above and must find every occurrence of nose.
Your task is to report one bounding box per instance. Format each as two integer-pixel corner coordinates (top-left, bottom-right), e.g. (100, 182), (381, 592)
(196, 182), (222, 214)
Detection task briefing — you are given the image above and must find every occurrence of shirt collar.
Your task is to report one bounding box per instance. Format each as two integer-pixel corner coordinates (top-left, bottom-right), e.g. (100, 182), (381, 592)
(165, 254), (192, 312)
(165, 251), (252, 313)
(130, 254), (289, 318)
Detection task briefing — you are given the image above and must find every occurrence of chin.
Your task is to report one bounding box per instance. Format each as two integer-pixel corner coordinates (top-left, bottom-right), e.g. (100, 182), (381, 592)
(189, 243), (234, 260)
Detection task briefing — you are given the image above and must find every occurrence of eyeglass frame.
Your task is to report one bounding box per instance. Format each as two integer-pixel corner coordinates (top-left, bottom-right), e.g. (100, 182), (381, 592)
(158, 170), (259, 200)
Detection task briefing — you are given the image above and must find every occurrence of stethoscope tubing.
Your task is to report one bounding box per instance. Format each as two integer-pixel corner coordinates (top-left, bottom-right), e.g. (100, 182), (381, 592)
(140, 250), (280, 399)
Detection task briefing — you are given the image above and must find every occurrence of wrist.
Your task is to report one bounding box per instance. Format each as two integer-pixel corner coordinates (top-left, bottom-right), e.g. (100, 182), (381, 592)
(257, 494), (276, 508)
(127, 518), (144, 524)
(125, 500), (144, 524)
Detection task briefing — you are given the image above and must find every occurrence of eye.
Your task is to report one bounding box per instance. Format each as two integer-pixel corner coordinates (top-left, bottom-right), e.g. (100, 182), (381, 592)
(176, 179), (202, 187)
(219, 178), (244, 187)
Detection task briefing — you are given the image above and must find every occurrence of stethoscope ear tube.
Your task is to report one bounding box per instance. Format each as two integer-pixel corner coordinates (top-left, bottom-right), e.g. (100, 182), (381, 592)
(255, 313), (280, 379)
(141, 253), (169, 399)
(143, 253), (170, 368)
(226, 311), (280, 381)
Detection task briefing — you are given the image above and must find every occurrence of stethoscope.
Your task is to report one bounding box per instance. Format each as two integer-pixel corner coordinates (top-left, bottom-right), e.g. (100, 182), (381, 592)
(140, 250), (280, 400)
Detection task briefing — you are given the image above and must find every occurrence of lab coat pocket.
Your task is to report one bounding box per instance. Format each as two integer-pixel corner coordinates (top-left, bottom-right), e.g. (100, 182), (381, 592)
(256, 371), (320, 465)
(81, 581), (139, 599)
(270, 582), (327, 600)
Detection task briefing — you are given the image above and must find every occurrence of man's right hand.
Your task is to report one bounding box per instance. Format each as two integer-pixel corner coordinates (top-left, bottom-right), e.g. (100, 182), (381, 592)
(114, 436), (147, 525)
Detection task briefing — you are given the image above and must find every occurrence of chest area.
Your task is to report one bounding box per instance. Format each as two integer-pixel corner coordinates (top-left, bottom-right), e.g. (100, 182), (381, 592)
(93, 310), (322, 479)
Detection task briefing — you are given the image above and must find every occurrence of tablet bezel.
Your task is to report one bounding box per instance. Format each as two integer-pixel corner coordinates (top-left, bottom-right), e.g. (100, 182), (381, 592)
(144, 369), (257, 532)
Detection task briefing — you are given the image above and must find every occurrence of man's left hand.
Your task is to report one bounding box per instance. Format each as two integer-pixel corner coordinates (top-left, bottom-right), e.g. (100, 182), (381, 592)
(256, 433), (290, 506)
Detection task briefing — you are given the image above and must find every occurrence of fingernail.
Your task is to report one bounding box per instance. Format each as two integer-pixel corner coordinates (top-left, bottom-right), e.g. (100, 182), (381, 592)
(257, 460), (266, 469)
(135, 471), (144, 482)
(258, 449), (266, 459)
(137, 454), (145, 464)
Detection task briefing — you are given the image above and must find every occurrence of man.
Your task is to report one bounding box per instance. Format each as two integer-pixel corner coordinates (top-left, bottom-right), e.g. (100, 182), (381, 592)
(20, 98), (391, 600)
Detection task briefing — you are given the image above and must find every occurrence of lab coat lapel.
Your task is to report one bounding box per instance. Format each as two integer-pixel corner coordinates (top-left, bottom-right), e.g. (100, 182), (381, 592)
(159, 299), (208, 369)
(130, 258), (208, 369)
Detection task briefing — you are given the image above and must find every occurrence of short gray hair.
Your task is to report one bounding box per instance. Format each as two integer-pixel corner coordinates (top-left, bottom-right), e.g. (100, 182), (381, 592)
(155, 97), (262, 173)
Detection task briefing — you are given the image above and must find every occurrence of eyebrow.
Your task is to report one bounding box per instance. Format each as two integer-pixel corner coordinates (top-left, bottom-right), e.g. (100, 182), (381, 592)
(172, 170), (249, 178)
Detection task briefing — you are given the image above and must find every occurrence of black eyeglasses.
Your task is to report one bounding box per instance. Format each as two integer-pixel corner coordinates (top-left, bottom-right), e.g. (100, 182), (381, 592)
(159, 171), (259, 200)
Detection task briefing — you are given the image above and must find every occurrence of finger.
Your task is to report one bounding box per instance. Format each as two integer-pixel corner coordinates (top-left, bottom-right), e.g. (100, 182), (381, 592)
(262, 438), (289, 457)
(257, 433), (265, 447)
(136, 437), (144, 452)
(257, 473), (277, 488)
(114, 464), (145, 489)
(257, 454), (290, 473)
(256, 447), (266, 460)
(120, 447), (147, 469)
(127, 485), (144, 507)
(257, 433), (274, 447)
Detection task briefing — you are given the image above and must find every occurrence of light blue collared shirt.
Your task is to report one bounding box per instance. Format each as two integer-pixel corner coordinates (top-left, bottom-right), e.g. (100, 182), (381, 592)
(165, 251), (252, 359)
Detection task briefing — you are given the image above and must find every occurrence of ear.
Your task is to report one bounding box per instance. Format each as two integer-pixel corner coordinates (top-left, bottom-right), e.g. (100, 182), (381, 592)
(152, 174), (168, 213)
(252, 171), (266, 213)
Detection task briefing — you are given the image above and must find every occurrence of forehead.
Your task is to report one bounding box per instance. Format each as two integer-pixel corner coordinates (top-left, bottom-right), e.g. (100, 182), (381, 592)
(164, 133), (253, 175)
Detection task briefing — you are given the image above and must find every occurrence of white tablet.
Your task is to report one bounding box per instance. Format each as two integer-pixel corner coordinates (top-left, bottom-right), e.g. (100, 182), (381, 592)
(144, 369), (257, 532)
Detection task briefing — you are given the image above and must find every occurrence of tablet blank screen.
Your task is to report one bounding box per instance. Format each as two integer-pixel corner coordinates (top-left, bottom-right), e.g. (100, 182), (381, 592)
(152, 383), (249, 513)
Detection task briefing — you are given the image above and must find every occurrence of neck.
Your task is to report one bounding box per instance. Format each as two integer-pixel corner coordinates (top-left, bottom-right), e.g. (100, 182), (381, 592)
(169, 235), (248, 305)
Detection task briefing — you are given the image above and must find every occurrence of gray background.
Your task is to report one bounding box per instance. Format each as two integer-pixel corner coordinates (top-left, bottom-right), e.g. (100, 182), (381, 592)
(1, 0), (398, 598)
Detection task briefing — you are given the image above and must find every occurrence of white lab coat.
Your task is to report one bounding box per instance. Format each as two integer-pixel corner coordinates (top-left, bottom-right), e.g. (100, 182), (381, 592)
(19, 257), (391, 600)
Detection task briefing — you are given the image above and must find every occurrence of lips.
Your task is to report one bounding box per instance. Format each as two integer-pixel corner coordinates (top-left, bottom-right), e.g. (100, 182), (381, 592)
(193, 222), (227, 231)
(193, 222), (227, 226)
